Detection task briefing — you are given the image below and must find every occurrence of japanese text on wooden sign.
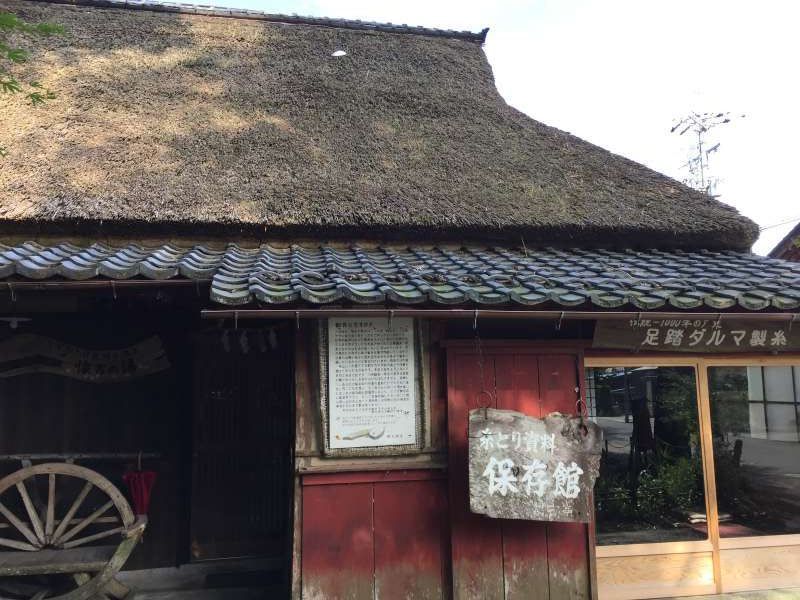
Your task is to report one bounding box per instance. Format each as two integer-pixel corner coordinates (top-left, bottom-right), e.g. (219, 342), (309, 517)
(328, 317), (418, 449)
(593, 319), (800, 353)
(469, 409), (602, 522)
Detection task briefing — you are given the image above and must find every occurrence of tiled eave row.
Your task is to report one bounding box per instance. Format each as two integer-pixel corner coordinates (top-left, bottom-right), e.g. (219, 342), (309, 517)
(2, 242), (800, 311)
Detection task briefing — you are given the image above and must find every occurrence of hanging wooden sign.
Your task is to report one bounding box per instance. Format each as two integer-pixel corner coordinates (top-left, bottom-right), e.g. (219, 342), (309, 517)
(593, 318), (800, 353)
(469, 409), (602, 522)
(0, 334), (170, 382)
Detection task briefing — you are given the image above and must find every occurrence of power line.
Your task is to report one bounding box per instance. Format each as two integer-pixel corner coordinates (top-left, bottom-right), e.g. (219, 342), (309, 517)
(759, 216), (800, 232)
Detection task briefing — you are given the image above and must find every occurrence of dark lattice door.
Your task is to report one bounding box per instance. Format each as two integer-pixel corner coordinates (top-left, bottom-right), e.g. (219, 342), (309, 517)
(190, 328), (293, 561)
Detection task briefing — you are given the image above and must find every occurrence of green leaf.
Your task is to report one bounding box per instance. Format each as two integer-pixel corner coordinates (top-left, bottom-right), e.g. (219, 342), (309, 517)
(6, 48), (28, 63)
(0, 77), (22, 94)
(33, 22), (64, 36)
(0, 12), (22, 31)
(27, 91), (45, 105)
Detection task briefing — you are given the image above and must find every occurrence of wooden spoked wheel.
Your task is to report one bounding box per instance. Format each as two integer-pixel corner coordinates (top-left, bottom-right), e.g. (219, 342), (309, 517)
(0, 463), (145, 600)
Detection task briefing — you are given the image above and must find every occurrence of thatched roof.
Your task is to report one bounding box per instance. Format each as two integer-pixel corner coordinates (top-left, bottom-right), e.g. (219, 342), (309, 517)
(0, 0), (758, 250)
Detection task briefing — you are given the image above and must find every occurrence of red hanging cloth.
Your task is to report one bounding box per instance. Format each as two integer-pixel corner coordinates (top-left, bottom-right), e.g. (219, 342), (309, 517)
(123, 454), (158, 516)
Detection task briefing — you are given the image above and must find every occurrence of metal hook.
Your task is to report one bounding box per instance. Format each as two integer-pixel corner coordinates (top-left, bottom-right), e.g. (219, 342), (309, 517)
(555, 311), (565, 331)
(473, 309), (479, 331)
(7, 283), (15, 304)
(234, 311), (239, 331)
(111, 281), (117, 301)
(295, 310), (300, 330)
(476, 390), (493, 418)
(388, 309), (394, 329)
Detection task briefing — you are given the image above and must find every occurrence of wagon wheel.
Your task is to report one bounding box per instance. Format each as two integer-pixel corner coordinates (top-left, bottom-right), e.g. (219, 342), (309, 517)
(0, 463), (145, 600)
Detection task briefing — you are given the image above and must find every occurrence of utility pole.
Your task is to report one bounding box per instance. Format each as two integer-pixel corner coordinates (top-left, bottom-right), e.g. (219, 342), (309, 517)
(670, 112), (744, 196)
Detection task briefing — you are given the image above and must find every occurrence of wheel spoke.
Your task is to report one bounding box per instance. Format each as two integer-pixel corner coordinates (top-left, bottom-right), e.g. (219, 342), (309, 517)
(0, 500), (41, 547)
(0, 536), (39, 551)
(51, 481), (92, 545)
(16, 481), (45, 545)
(45, 473), (55, 543)
(56, 499), (114, 546)
(61, 525), (124, 549)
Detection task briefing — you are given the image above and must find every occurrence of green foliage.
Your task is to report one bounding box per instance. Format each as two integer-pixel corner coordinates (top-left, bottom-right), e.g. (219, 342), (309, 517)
(594, 367), (706, 539)
(1, 10), (63, 155)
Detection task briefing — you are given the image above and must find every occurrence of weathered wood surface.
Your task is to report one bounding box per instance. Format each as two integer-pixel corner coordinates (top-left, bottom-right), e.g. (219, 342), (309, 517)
(0, 545), (113, 574)
(449, 349), (592, 600)
(469, 409), (602, 523)
(0, 334), (170, 382)
(301, 471), (448, 600)
(0, 464), (145, 599)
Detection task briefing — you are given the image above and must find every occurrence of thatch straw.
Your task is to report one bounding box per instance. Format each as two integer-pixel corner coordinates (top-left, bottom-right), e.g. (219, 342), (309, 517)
(0, 0), (758, 250)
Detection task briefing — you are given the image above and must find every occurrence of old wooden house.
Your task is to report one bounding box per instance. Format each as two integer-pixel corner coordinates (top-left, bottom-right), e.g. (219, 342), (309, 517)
(769, 224), (800, 262)
(1, 1), (799, 599)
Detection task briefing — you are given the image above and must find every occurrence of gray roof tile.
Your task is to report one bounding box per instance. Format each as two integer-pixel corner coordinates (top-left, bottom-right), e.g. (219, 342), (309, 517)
(1, 242), (799, 311)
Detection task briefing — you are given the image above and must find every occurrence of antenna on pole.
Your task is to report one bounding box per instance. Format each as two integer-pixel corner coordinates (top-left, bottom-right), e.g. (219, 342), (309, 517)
(670, 112), (744, 196)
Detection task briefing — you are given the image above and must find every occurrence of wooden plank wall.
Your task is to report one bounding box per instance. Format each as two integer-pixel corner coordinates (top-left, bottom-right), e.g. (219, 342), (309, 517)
(447, 348), (591, 600)
(301, 471), (449, 600)
(293, 320), (449, 599)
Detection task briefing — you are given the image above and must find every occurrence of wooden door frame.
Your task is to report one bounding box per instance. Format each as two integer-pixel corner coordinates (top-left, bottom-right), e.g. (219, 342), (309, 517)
(585, 353), (800, 598)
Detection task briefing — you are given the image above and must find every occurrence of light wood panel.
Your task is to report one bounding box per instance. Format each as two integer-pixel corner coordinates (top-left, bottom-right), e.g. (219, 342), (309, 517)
(595, 540), (712, 558)
(720, 546), (800, 593)
(719, 533), (800, 549)
(596, 553), (715, 600)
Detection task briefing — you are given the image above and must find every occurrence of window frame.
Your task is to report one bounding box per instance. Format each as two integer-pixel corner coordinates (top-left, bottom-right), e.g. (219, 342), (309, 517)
(585, 353), (800, 596)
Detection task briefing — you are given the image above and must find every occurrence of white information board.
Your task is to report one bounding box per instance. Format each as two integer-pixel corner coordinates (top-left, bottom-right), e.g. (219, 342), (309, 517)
(328, 317), (417, 449)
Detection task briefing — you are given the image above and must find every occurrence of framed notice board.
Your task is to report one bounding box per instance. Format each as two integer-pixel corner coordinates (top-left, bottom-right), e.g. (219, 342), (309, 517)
(318, 317), (425, 457)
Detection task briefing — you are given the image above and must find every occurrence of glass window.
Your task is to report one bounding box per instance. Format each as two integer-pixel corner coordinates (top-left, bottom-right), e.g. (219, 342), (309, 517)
(708, 365), (800, 537)
(586, 366), (706, 545)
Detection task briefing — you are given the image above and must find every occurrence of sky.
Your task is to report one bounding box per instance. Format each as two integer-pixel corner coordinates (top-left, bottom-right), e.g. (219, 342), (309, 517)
(206, 0), (799, 255)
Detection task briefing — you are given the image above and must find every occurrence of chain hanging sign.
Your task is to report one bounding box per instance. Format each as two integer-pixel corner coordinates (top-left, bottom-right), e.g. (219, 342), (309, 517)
(593, 318), (800, 353)
(469, 409), (602, 522)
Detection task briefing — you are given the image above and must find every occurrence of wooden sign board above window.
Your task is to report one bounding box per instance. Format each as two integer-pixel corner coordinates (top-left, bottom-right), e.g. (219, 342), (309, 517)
(469, 409), (602, 522)
(318, 317), (424, 457)
(0, 334), (169, 382)
(593, 319), (800, 352)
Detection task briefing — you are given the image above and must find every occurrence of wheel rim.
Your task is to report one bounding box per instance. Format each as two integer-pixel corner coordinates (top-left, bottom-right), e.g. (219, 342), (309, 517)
(0, 463), (136, 599)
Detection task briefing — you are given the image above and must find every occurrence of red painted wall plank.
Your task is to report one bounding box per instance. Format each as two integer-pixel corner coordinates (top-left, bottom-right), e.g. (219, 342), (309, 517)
(538, 354), (577, 415)
(495, 354), (551, 599)
(538, 354), (590, 600)
(447, 352), (504, 600)
(302, 470), (445, 487)
(448, 349), (590, 600)
(302, 483), (374, 600)
(374, 479), (449, 600)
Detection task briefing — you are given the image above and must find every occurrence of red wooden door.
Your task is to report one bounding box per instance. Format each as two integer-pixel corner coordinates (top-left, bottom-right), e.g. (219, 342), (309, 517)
(447, 347), (590, 600)
(301, 471), (449, 600)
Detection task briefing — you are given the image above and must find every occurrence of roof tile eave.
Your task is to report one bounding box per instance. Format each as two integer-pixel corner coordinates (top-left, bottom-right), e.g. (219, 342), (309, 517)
(0, 241), (798, 313)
